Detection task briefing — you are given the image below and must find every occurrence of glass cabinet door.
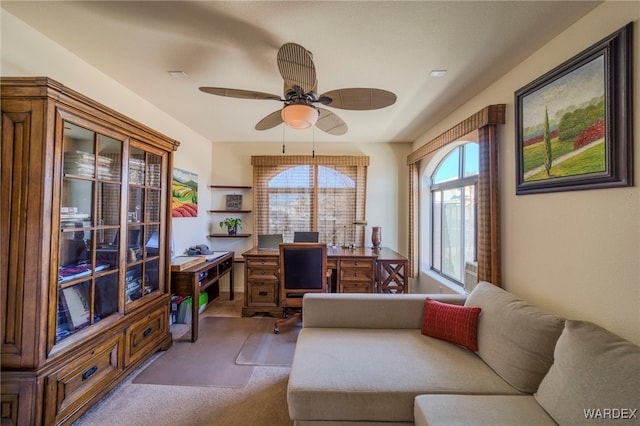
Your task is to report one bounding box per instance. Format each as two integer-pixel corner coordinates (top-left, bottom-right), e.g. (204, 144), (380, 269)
(57, 122), (122, 343)
(125, 146), (165, 307)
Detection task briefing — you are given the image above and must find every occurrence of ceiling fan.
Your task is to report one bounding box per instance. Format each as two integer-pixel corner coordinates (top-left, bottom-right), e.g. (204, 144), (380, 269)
(199, 43), (396, 136)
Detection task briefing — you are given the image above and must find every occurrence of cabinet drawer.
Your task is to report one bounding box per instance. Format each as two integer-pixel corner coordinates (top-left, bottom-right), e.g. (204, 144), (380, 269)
(247, 282), (278, 306)
(247, 271), (278, 282)
(339, 282), (373, 293)
(44, 334), (123, 424)
(339, 260), (375, 282)
(125, 305), (168, 366)
(246, 257), (279, 268)
(340, 267), (374, 282)
(339, 258), (374, 269)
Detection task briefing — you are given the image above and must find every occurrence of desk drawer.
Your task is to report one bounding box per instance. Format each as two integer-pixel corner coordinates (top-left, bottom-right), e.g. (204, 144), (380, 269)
(44, 334), (123, 424)
(339, 258), (375, 282)
(339, 282), (373, 293)
(247, 281), (278, 306)
(246, 257), (279, 269)
(246, 257), (279, 281)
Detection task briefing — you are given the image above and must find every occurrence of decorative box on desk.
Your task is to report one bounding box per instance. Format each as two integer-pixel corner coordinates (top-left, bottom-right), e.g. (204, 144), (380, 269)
(170, 251), (234, 341)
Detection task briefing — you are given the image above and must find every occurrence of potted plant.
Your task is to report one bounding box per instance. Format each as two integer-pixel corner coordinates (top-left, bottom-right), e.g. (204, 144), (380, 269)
(219, 217), (243, 235)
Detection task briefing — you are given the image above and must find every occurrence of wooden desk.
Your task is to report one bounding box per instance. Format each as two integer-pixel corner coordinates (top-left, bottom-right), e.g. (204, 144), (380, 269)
(241, 246), (408, 317)
(170, 251), (234, 341)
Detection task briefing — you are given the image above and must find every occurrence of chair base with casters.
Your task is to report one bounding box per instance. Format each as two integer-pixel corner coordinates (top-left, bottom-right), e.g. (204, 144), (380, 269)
(274, 308), (301, 334)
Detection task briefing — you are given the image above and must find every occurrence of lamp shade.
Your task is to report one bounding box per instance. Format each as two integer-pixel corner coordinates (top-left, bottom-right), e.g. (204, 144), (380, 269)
(281, 104), (318, 129)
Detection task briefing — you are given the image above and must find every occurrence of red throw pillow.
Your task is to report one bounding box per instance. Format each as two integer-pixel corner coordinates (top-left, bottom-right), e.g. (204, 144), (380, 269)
(421, 298), (481, 351)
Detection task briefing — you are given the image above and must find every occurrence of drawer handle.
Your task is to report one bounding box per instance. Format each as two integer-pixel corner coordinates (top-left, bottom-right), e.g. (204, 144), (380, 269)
(258, 291), (267, 296)
(143, 327), (153, 337)
(82, 365), (98, 381)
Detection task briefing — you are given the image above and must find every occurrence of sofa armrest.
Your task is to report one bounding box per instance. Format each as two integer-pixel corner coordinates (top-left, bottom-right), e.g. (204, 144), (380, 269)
(301, 293), (468, 329)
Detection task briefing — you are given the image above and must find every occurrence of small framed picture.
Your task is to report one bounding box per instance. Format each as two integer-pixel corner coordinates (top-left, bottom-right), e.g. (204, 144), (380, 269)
(225, 194), (243, 210)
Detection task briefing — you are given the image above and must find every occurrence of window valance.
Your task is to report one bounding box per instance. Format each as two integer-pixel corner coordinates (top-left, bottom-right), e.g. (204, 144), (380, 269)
(252, 155), (369, 167)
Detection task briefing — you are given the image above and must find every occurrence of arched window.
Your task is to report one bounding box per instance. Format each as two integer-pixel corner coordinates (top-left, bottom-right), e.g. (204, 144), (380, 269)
(253, 156), (368, 246)
(430, 142), (478, 285)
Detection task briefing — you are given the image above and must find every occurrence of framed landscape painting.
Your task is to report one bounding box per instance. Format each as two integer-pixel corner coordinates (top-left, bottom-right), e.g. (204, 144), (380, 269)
(172, 167), (198, 217)
(515, 23), (633, 195)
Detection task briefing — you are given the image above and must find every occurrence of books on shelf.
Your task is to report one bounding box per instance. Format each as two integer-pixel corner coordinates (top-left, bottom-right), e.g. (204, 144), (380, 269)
(58, 261), (110, 283)
(173, 292), (208, 324)
(63, 150), (116, 179)
(129, 157), (145, 185)
(61, 212), (90, 221)
(171, 295), (189, 324)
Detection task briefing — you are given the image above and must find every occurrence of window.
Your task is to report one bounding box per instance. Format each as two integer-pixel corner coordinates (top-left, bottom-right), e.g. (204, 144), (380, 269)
(430, 143), (478, 285)
(252, 156), (368, 246)
(408, 105), (504, 285)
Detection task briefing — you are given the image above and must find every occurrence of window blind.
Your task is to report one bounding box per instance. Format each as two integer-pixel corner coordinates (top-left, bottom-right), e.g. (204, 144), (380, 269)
(252, 155), (368, 246)
(407, 105), (505, 283)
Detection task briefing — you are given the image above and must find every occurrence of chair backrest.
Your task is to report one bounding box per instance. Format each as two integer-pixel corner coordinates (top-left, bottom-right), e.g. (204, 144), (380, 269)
(279, 243), (327, 308)
(293, 231), (319, 243)
(257, 233), (283, 250)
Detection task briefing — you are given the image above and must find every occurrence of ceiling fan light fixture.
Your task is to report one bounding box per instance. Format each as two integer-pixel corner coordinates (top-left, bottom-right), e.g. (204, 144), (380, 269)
(281, 104), (318, 130)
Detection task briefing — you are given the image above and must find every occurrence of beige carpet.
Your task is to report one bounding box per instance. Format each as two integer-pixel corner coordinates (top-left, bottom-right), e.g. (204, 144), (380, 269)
(133, 316), (271, 387)
(74, 293), (294, 425)
(236, 320), (301, 367)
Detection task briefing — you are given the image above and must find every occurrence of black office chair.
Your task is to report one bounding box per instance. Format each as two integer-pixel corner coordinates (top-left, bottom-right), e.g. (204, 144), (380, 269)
(274, 243), (329, 334)
(293, 231), (319, 243)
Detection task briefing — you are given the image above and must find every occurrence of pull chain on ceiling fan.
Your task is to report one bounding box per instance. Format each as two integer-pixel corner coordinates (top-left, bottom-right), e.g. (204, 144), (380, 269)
(199, 43), (396, 136)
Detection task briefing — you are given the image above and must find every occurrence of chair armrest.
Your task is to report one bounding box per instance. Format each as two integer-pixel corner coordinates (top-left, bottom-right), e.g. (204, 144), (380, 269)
(301, 293), (468, 329)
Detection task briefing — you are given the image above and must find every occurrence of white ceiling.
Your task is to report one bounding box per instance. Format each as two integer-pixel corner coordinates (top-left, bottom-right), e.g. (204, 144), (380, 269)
(2, 1), (601, 144)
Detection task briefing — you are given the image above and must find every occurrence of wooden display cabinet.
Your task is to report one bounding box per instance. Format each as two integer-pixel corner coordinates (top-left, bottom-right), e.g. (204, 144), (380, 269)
(1, 77), (179, 425)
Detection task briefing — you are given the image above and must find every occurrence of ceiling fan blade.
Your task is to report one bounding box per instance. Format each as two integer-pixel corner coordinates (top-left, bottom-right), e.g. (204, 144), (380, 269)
(320, 88), (396, 110)
(199, 87), (281, 101)
(316, 108), (348, 136)
(255, 110), (284, 131)
(277, 43), (317, 94)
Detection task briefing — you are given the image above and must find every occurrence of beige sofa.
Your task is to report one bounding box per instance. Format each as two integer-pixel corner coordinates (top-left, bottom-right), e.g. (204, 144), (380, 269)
(287, 282), (640, 425)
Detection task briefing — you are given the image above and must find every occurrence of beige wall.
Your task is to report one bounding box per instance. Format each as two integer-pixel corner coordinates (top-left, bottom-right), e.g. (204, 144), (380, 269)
(1, 9), (411, 293)
(1, 10), (213, 256)
(209, 141), (411, 254)
(413, 2), (640, 344)
(209, 140), (411, 292)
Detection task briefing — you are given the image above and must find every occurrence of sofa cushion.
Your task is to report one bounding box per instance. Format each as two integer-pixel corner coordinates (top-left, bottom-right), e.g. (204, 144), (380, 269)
(535, 320), (640, 425)
(287, 328), (519, 423)
(465, 281), (565, 393)
(421, 298), (481, 351)
(414, 394), (557, 426)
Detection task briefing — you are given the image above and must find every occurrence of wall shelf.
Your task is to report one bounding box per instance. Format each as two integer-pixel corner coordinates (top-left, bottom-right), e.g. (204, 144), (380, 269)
(208, 210), (251, 214)
(208, 234), (252, 238)
(209, 185), (252, 190)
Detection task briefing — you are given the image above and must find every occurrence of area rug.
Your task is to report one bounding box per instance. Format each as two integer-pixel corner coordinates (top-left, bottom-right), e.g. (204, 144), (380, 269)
(132, 316), (270, 387)
(236, 319), (301, 366)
